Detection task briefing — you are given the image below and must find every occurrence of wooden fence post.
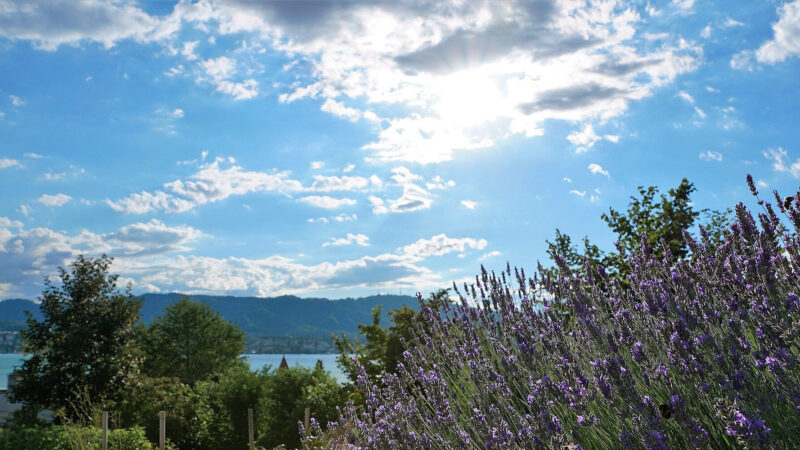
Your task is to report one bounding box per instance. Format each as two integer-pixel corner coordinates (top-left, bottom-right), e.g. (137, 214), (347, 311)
(159, 410), (166, 450)
(248, 408), (255, 450)
(101, 411), (108, 450)
(304, 407), (310, 433)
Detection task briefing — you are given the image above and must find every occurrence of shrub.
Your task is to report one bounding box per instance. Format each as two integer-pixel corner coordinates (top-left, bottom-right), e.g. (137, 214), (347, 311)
(312, 176), (800, 448)
(0, 425), (163, 450)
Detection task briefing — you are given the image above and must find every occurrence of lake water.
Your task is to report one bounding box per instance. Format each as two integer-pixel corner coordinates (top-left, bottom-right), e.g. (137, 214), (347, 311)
(0, 353), (345, 389)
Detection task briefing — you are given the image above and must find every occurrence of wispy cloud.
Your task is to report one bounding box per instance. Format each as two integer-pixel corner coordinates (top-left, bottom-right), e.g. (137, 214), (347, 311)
(588, 163), (610, 177)
(322, 233), (370, 247)
(38, 193), (71, 207)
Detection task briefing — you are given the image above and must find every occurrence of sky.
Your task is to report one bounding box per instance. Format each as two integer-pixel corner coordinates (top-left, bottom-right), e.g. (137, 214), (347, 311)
(1, 0), (799, 300)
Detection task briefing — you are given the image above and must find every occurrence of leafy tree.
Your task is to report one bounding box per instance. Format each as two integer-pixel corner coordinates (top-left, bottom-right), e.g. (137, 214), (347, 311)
(546, 179), (732, 278)
(257, 364), (347, 449)
(10, 255), (142, 423)
(141, 297), (246, 385)
(334, 289), (450, 384)
(117, 376), (209, 449)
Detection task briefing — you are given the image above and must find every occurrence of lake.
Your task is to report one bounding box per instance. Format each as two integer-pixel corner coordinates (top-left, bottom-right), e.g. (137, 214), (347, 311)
(0, 353), (345, 389)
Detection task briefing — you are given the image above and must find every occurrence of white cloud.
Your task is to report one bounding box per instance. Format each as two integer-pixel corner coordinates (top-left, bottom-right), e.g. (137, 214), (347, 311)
(17, 204), (31, 217)
(698, 150), (722, 161)
(401, 234), (487, 258)
(461, 199), (478, 210)
(42, 172), (66, 181)
(24, 152), (43, 159)
(9, 95), (24, 107)
(563, 177), (572, 183)
(705, 85), (719, 93)
(368, 167), (450, 214)
(107, 160), (304, 214)
(693, 106), (707, 119)
(322, 233), (370, 247)
(343, 164), (355, 173)
(677, 90), (695, 103)
(368, 174), (382, 188)
(672, 0), (695, 12)
(37, 193), (71, 207)
(171, 108), (184, 118)
(0, 158), (20, 169)
(227, 0), (701, 163)
(308, 175), (370, 192)
(0, 1), (703, 163)
(569, 189), (587, 197)
(320, 98), (366, 122)
(588, 163), (610, 177)
(199, 56), (258, 100)
(756, 1), (800, 64)
(300, 196), (356, 209)
(764, 147), (800, 178)
(700, 24), (712, 39)
(368, 196), (388, 215)
(181, 40), (199, 60)
(310, 161), (324, 170)
(479, 250), (501, 260)
(567, 124), (619, 152)
(730, 50), (754, 70)
(308, 213), (357, 224)
(723, 17), (744, 28)
(757, 179), (769, 189)
(0, 218), (207, 296)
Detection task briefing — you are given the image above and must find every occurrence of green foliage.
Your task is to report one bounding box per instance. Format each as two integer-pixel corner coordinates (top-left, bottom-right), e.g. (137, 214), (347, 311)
(10, 255), (142, 423)
(257, 364), (348, 450)
(141, 297), (246, 385)
(199, 365), (265, 450)
(547, 179), (733, 278)
(334, 290), (449, 384)
(0, 425), (162, 450)
(116, 376), (210, 449)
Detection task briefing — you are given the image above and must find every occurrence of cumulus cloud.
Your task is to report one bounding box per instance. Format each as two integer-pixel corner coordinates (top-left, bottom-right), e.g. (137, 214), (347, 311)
(764, 147), (800, 178)
(0, 1), (702, 161)
(368, 167), (451, 214)
(401, 234), (487, 258)
(699, 150), (722, 161)
(0, 0), (171, 50)
(9, 95), (24, 106)
(299, 195), (356, 209)
(567, 124), (619, 152)
(322, 233), (370, 247)
(755, 1), (800, 64)
(0, 158), (20, 169)
(461, 200), (478, 210)
(107, 160), (304, 214)
(308, 213), (357, 224)
(38, 193), (71, 207)
(308, 175), (370, 192)
(588, 163), (610, 177)
(199, 56), (259, 100)
(215, 0), (701, 163)
(0, 218), (205, 296)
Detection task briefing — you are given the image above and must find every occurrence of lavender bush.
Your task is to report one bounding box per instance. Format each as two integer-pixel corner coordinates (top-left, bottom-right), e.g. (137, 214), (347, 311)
(304, 176), (800, 449)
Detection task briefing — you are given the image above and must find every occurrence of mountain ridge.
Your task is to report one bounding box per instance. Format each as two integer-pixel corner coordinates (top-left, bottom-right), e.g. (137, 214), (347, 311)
(0, 293), (420, 339)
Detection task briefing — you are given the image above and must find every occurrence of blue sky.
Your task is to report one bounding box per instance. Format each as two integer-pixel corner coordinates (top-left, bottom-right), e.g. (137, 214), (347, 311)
(1, 0), (799, 299)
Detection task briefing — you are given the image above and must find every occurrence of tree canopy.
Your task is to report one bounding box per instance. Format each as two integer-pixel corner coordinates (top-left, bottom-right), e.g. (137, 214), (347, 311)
(546, 178), (732, 279)
(10, 255), (142, 422)
(141, 296), (246, 385)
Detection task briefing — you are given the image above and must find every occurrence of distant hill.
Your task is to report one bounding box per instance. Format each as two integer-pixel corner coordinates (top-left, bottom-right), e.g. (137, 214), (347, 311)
(0, 293), (419, 339)
(0, 298), (43, 331)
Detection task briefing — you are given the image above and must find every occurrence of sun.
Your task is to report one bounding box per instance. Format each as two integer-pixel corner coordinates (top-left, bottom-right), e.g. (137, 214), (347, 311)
(433, 69), (506, 127)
